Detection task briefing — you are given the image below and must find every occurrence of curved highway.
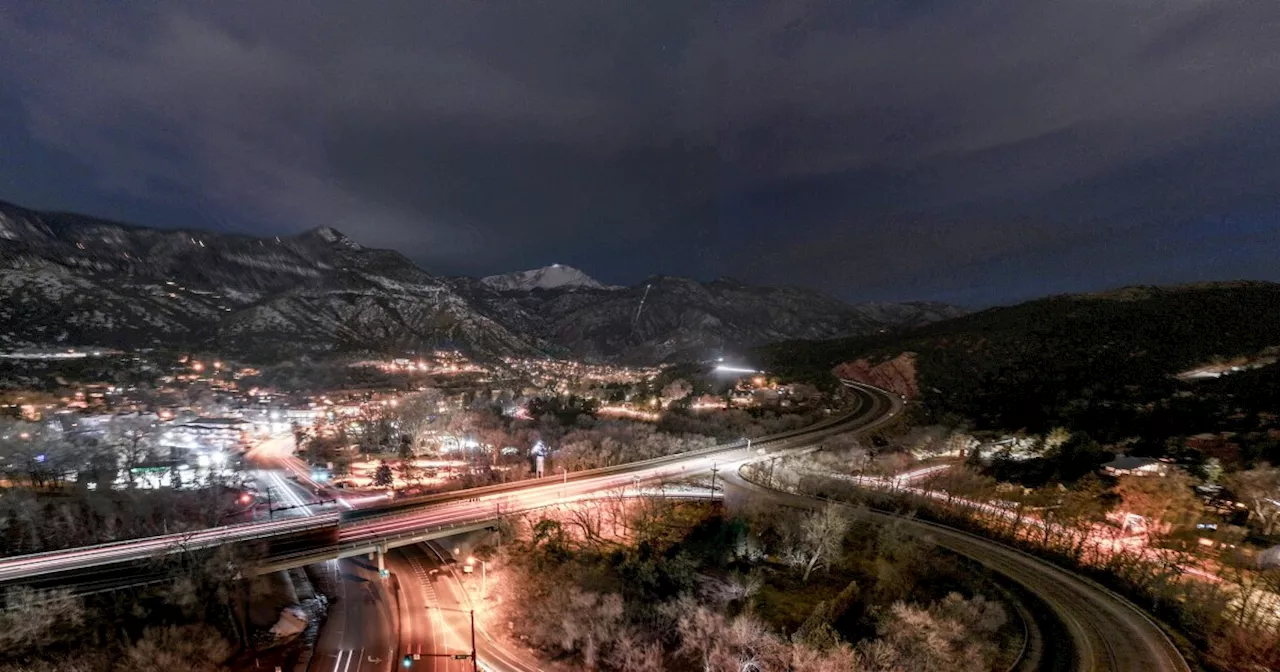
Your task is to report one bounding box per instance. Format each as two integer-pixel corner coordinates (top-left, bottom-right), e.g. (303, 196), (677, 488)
(722, 384), (1190, 672)
(330, 381), (1188, 672)
(1, 379), (1189, 671)
(0, 382), (895, 586)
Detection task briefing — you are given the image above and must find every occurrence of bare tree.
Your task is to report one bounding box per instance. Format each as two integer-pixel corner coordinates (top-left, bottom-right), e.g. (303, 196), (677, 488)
(0, 424), (79, 489)
(106, 416), (158, 489)
(566, 505), (607, 548)
(673, 598), (789, 672)
(1227, 465), (1280, 536)
(391, 391), (441, 454)
(555, 589), (625, 670)
(1114, 472), (1199, 538)
(0, 653), (105, 672)
(607, 631), (664, 672)
(0, 587), (86, 655)
(114, 624), (233, 672)
(784, 504), (851, 582)
(859, 593), (1006, 672)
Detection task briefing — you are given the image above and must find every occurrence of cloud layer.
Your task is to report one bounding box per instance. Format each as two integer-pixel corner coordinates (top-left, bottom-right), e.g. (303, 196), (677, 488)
(2, 2), (1279, 303)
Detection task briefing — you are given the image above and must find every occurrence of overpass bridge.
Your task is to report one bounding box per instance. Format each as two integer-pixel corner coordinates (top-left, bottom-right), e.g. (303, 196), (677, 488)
(0, 382), (901, 592)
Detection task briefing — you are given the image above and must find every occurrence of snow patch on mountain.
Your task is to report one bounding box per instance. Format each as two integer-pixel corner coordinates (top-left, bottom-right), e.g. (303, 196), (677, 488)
(223, 252), (322, 277)
(0, 213), (17, 241)
(310, 226), (362, 250)
(481, 264), (618, 292)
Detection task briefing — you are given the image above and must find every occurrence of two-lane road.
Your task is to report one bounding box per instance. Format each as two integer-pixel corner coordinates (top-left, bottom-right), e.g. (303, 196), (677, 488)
(310, 557), (398, 672)
(0, 382), (896, 588)
(722, 467), (1190, 672)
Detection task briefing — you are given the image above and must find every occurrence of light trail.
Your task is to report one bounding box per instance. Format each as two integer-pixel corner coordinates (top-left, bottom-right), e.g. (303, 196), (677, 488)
(0, 382), (896, 584)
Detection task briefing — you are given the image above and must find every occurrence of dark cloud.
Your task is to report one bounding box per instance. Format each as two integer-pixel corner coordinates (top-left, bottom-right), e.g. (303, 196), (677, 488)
(1, 2), (1279, 304)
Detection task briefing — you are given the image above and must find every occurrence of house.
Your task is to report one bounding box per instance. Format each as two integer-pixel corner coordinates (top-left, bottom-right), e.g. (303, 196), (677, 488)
(1101, 455), (1169, 477)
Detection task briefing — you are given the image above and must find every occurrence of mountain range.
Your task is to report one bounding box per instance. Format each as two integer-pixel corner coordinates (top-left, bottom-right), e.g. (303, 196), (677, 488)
(480, 264), (618, 292)
(0, 200), (962, 363)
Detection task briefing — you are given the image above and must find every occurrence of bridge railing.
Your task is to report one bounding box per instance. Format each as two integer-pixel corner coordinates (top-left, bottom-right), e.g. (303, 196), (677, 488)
(345, 381), (871, 515)
(0, 381), (886, 573)
(336, 383), (878, 527)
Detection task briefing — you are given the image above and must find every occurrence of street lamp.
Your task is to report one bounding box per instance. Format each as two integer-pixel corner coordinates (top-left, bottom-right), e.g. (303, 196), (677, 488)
(466, 556), (487, 600)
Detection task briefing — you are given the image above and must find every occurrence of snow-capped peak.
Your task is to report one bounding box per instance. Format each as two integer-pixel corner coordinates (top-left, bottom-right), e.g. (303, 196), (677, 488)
(481, 264), (617, 292)
(308, 226), (361, 249)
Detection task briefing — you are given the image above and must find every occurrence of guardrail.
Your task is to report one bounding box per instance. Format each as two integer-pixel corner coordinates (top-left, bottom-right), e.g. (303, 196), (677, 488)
(254, 486), (729, 574)
(0, 381), (882, 578)
(337, 383), (878, 528)
(734, 415), (1192, 672)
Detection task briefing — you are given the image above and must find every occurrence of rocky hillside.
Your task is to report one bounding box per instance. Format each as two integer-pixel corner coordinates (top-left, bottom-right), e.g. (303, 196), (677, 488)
(0, 200), (535, 359)
(455, 275), (964, 363)
(0, 200), (962, 362)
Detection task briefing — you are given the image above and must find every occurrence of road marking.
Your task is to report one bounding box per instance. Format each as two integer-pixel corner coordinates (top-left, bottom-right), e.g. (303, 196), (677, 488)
(333, 649), (354, 672)
(406, 553), (445, 671)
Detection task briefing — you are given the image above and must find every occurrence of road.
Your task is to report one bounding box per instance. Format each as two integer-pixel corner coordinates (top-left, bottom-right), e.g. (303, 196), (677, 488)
(331, 382), (1188, 672)
(3, 377), (1191, 672)
(721, 468), (1191, 672)
(0, 382), (896, 586)
(387, 543), (536, 672)
(309, 557), (399, 672)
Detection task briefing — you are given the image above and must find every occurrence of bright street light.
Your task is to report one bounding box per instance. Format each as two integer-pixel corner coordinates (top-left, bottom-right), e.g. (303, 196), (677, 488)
(465, 556), (487, 599)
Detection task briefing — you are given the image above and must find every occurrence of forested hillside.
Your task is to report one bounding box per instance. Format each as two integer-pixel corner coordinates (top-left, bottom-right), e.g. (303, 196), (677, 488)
(760, 282), (1280, 463)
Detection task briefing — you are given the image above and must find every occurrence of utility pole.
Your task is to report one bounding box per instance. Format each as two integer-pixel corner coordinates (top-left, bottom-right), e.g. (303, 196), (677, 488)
(710, 462), (719, 497)
(425, 607), (479, 672)
(470, 609), (478, 672)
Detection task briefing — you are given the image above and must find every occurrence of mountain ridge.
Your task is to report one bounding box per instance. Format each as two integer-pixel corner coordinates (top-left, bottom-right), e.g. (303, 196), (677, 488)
(0, 199), (963, 363)
(480, 264), (617, 292)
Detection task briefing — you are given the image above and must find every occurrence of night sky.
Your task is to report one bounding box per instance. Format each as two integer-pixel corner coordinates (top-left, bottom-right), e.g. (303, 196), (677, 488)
(2, 3), (1280, 306)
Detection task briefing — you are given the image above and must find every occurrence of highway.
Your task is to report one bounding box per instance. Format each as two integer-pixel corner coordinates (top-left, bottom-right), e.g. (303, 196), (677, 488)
(722, 467), (1192, 672)
(295, 383), (897, 672)
(0, 378), (1195, 672)
(0, 382), (896, 586)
